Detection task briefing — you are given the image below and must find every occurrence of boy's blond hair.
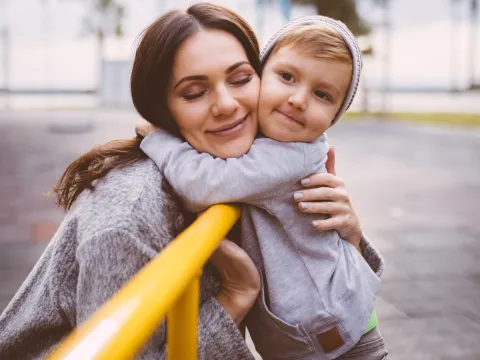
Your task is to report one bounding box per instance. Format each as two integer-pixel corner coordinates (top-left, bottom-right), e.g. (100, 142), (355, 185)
(271, 24), (353, 64)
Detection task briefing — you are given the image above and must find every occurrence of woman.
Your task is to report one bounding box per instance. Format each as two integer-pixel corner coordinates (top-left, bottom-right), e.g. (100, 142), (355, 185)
(0, 3), (381, 359)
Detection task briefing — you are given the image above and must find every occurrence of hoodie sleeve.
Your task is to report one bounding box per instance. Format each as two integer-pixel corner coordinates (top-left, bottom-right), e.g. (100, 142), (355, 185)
(140, 129), (328, 212)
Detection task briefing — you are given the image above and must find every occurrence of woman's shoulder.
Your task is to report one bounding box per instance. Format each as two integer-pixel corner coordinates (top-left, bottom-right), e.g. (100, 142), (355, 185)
(71, 159), (192, 248)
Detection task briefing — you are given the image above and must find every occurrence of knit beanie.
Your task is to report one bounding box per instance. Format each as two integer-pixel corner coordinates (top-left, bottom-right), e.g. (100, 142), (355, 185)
(260, 15), (362, 125)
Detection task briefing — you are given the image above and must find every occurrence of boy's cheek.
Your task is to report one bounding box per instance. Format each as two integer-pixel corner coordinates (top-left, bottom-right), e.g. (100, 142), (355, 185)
(258, 75), (281, 104)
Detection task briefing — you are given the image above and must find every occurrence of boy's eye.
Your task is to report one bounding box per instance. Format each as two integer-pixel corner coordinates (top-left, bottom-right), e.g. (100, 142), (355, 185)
(280, 72), (295, 82)
(314, 90), (330, 101)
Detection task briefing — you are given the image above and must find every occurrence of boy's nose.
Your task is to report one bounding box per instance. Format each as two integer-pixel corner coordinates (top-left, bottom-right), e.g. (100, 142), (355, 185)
(287, 90), (307, 111)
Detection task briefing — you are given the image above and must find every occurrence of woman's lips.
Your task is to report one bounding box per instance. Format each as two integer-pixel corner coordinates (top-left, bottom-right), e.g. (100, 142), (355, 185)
(207, 114), (248, 137)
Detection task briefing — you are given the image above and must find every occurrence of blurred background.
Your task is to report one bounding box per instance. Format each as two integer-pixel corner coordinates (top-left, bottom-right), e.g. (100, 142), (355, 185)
(0, 1), (479, 359)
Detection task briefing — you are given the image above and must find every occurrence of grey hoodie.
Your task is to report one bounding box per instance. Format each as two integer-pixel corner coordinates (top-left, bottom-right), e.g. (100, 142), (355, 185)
(138, 15), (380, 360)
(140, 129), (383, 360)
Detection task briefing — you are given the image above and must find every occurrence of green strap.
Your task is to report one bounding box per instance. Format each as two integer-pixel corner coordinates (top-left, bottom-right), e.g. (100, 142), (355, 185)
(365, 311), (378, 333)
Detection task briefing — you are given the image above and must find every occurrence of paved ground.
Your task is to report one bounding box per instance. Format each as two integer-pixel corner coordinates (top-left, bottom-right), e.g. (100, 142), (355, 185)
(1, 109), (479, 359)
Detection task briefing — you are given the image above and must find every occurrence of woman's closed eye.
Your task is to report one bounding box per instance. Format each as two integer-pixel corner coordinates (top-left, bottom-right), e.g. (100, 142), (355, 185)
(180, 83), (208, 101)
(182, 90), (206, 101)
(181, 73), (254, 101)
(231, 73), (254, 86)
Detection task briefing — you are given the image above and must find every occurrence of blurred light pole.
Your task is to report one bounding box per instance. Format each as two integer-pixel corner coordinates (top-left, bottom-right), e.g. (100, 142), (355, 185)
(451, 0), (459, 92)
(379, 0), (391, 115)
(256, 0), (266, 41)
(158, 0), (166, 14)
(455, 0), (479, 90)
(1, 28), (8, 91)
(0, 0), (10, 109)
(41, 0), (51, 92)
(279, 0), (291, 22)
(468, 0), (478, 89)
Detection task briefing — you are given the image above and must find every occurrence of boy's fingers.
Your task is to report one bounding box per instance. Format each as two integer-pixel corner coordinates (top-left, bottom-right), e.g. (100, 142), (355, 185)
(300, 173), (344, 189)
(297, 201), (346, 215)
(135, 119), (157, 137)
(311, 217), (343, 231)
(294, 187), (348, 204)
(325, 146), (336, 176)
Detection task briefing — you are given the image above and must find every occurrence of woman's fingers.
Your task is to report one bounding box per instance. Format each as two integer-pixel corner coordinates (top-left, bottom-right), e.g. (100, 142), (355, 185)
(211, 240), (246, 267)
(212, 240), (260, 326)
(297, 201), (348, 215)
(210, 240), (260, 292)
(300, 172), (345, 189)
(294, 186), (349, 204)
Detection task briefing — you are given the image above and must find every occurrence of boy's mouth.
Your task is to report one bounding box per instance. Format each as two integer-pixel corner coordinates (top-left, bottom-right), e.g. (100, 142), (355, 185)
(274, 109), (304, 126)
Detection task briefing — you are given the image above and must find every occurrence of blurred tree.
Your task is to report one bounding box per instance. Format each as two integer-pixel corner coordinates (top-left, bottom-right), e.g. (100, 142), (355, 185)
(291, 0), (391, 37)
(292, 0), (392, 113)
(291, 0), (371, 36)
(84, 0), (125, 46)
(467, 0), (478, 89)
(64, 0), (125, 89)
(87, 0), (124, 89)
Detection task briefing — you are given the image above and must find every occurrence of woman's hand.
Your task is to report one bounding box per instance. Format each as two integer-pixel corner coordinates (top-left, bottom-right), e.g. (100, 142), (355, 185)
(135, 118), (158, 138)
(212, 239), (260, 327)
(293, 147), (362, 249)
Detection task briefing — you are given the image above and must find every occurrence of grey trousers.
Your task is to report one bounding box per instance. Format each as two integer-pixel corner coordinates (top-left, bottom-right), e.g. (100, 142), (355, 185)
(336, 327), (388, 360)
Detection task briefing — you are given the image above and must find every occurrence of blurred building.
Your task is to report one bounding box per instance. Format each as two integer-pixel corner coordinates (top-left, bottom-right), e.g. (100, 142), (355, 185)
(100, 0), (313, 107)
(0, 0), (479, 111)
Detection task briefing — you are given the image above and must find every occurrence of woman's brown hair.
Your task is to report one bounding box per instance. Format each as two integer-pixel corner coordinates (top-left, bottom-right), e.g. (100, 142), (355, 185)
(53, 3), (261, 210)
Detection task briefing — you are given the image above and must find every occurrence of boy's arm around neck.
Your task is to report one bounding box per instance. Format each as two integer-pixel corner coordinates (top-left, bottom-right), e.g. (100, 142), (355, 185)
(140, 129), (327, 212)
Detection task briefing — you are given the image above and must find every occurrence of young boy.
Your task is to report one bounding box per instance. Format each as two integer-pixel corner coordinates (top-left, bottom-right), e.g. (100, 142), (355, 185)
(140, 16), (386, 359)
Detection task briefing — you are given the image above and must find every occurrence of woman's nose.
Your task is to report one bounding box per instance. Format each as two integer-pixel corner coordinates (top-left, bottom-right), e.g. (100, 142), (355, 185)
(288, 89), (308, 111)
(211, 86), (239, 117)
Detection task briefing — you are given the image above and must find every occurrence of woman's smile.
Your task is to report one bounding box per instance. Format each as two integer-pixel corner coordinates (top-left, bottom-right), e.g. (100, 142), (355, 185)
(207, 113), (249, 137)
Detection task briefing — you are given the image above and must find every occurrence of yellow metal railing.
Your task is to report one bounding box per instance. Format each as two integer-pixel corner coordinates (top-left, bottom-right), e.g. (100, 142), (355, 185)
(47, 204), (241, 360)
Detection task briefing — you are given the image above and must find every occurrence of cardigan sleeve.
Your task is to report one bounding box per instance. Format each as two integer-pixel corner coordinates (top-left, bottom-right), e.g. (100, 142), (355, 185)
(76, 228), (255, 360)
(359, 234), (385, 277)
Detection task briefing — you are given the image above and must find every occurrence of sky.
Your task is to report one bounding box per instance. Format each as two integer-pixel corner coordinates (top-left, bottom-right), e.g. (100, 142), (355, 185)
(0, 0), (478, 91)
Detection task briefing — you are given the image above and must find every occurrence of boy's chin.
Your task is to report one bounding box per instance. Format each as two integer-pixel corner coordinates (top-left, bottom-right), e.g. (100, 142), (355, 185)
(262, 127), (299, 143)
(216, 140), (254, 159)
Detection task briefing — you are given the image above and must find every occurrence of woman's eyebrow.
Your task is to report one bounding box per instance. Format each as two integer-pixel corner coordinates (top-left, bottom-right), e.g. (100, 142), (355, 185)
(173, 61), (250, 90)
(225, 60), (250, 74)
(174, 75), (208, 90)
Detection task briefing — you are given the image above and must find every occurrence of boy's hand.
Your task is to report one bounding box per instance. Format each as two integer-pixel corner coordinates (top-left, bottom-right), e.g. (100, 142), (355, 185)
(325, 146), (337, 175)
(294, 146), (362, 249)
(135, 119), (158, 137)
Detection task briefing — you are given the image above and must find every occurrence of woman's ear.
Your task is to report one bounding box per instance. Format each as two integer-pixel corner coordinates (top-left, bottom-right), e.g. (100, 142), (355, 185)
(325, 146), (336, 176)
